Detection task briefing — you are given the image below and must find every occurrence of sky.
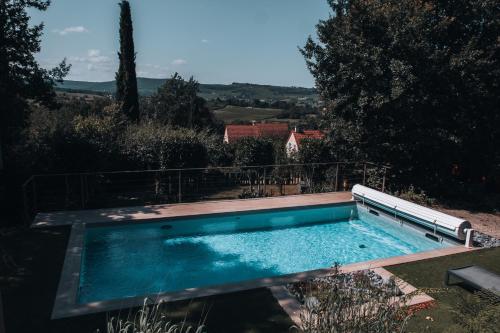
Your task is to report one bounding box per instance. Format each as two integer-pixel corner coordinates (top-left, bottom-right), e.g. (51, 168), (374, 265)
(29, 0), (331, 87)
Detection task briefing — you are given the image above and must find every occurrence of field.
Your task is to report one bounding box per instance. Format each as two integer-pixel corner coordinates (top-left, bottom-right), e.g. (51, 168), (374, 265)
(213, 105), (287, 123)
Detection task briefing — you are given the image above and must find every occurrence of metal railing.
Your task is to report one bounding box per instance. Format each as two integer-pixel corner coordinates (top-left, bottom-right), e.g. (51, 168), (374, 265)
(21, 162), (389, 224)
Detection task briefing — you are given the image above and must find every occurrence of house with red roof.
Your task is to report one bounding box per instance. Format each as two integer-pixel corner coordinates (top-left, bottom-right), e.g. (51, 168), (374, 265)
(286, 129), (326, 156)
(223, 123), (289, 143)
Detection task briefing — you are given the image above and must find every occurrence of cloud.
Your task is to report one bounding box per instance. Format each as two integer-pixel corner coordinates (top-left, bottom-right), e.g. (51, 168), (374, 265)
(88, 49), (101, 57)
(171, 59), (187, 66)
(137, 63), (170, 78)
(53, 26), (89, 36)
(67, 49), (114, 77)
(201, 39), (210, 44)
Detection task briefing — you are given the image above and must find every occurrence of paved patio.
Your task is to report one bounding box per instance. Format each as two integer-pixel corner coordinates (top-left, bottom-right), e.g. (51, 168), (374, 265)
(33, 192), (353, 227)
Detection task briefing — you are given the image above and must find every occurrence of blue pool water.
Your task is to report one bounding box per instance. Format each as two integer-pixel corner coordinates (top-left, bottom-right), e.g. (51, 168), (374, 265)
(79, 204), (452, 303)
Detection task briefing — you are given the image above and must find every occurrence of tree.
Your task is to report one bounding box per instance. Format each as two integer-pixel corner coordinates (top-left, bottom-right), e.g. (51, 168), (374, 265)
(231, 137), (275, 167)
(121, 124), (209, 169)
(116, 0), (139, 122)
(0, 0), (70, 154)
(142, 73), (216, 129)
(302, 0), (500, 192)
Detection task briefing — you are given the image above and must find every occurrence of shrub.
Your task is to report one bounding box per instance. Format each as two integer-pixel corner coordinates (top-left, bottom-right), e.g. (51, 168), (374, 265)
(231, 137), (275, 167)
(238, 188), (266, 199)
(396, 185), (435, 206)
(296, 138), (333, 164)
(120, 123), (210, 169)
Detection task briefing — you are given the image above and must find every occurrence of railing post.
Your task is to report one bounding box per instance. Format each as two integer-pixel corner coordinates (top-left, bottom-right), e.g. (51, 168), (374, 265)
(23, 183), (30, 226)
(178, 170), (182, 203)
(311, 165), (315, 193)
(363, 162), (367, 185)
(80, 174), (85, 209)
(382, 167), (387, 192)
(334, 163), (339, 192)
(263, 167), (267, 195)
(32, 177), (37, 213)
(257, 169), (261, 194)
(65, 175), (70, 209)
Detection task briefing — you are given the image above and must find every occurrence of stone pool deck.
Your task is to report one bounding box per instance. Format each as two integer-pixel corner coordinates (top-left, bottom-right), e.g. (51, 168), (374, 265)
(33, 191), (353, 227)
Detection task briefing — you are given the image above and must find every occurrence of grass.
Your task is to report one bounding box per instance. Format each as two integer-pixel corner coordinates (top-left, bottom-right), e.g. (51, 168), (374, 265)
(386, 247), (500, 333)
(213, 105), (285, 123)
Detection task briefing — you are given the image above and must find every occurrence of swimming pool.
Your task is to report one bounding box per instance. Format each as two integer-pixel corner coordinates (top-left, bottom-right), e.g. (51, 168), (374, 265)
(78, 202), (453, 304)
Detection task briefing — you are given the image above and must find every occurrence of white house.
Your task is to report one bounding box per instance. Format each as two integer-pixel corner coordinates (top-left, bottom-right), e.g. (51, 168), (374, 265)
(286, 130), (325, 156)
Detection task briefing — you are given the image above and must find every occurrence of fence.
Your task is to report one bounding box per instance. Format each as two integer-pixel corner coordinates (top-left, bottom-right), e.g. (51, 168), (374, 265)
(21, 162), (389, 224)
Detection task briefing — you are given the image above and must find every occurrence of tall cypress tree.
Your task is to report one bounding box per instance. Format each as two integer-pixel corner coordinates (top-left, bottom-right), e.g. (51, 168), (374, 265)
(116, 0), (139, 122)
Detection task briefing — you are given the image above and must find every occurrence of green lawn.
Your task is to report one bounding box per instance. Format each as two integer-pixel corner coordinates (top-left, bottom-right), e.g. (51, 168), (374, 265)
(213, 105), (285, 123)
(386, 247), (500, 333)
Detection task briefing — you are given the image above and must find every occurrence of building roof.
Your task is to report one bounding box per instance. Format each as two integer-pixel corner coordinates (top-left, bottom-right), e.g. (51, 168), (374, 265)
(289, 130), (325, 146)
(225, 123), (289, 142)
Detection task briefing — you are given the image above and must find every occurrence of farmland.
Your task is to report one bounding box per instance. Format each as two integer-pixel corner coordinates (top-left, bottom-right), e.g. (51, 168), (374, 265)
(213, 105), (288, 123)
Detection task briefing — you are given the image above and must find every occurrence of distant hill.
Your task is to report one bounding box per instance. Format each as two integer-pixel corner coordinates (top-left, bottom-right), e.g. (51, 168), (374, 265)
(56, 78), (317, 101)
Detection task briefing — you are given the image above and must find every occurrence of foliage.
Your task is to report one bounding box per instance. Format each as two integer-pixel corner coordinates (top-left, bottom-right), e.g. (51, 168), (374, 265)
(203, 134), (234, 167)
(231, 137), (275, 167)
(13, 100), (224, 173)
(116, 0), (139, 122)
(142, 74), (217, 129)
(296, 138), (333, 164)
(101, 299), (206, 333)
(14, 102), (125, 173)
(302, 0), (500, 192)
(238, 189), (265, 199)
(395, 185), (435, 206)
(0, 0), (70, 146)
(121, 123), (210, 169)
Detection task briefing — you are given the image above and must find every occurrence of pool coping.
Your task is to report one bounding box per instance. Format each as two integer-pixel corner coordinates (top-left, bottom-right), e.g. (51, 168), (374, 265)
(34, 192), (353, 228)
(52, 220), (476, 319)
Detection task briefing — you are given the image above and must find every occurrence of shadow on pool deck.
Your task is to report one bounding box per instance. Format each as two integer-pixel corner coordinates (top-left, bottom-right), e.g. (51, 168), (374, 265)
(0, 226), (295, 333)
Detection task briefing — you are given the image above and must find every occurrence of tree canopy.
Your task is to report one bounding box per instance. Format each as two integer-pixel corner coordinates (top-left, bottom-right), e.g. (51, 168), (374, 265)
(142, 73), (217, 129)
(302, 0), (500, 191)
(0, 0), (70, 144)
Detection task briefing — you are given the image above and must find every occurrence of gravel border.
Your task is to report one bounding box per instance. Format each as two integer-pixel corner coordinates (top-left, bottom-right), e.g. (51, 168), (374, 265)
(473, 231), (500, 248)
(286, 268), (403, 305)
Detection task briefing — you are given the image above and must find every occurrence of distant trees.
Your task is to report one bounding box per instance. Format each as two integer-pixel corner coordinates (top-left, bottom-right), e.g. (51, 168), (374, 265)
(116, 0), (139, 122)
(303, 0), (500, 192)
(142, 74), (217, 129)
